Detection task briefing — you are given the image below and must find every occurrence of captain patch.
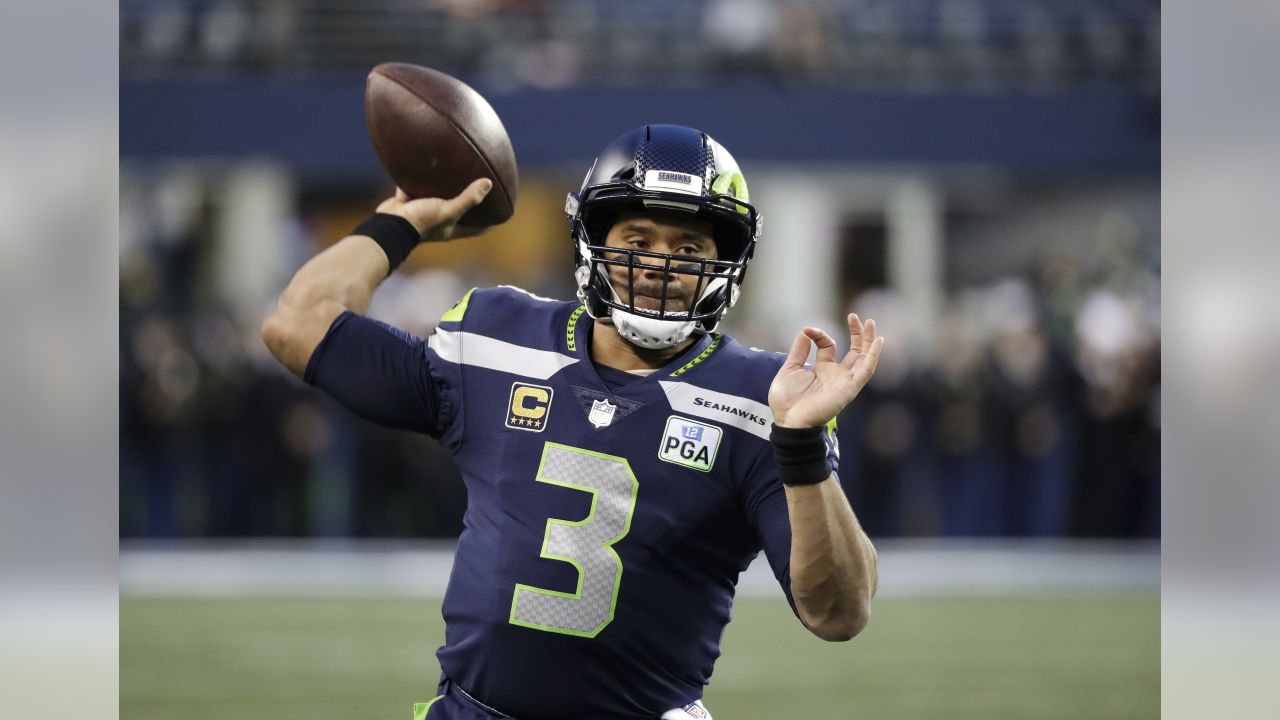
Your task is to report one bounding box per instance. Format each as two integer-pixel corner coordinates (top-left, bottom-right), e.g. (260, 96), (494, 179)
(507, 382), (553, 432)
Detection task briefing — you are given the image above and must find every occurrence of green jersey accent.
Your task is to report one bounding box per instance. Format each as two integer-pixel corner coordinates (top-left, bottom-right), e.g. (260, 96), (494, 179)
(413, 696), (443, 720)
(670, 334), (722, 376)
(565, 305), (587, 351)
(439, 287), (477, 324)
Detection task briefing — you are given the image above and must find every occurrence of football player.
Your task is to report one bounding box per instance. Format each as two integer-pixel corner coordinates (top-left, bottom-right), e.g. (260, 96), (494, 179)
(262, 125), (884, 719)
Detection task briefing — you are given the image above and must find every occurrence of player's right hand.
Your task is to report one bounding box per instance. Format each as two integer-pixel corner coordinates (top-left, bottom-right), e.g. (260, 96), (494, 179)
(376, 178), (492, 242)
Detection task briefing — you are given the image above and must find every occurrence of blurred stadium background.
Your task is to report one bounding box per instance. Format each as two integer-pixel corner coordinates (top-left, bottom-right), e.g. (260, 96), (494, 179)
(119, 1), (1159, 718)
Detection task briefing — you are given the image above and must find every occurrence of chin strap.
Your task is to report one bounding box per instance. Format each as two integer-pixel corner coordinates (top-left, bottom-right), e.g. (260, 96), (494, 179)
(610, 310), (698, 349)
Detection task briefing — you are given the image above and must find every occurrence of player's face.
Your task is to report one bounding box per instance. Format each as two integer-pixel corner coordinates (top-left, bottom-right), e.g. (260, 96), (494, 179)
(602, 210), (718, 313)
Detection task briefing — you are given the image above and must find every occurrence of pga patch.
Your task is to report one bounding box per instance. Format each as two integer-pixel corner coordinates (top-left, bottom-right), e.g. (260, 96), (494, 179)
(658, 415), (722, 473)
(507, 382), (553, 432)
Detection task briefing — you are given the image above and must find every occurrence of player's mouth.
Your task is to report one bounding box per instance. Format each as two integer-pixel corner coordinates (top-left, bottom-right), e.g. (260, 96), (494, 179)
(630, 291), (688, 312)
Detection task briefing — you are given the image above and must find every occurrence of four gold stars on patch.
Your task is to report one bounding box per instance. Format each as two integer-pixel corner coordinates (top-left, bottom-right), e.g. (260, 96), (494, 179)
(508, 416), (543, 428)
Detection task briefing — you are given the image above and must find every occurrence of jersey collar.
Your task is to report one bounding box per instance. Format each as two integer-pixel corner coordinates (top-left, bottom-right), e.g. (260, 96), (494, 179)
(564, 305), (720, 394)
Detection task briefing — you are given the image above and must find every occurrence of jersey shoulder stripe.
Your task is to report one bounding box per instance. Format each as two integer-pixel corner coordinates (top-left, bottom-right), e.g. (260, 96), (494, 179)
(428, 329), (578, 380)
(658, 380), (773, 440)
(660, 335), (788, 441)
(428, 286), (580, 379)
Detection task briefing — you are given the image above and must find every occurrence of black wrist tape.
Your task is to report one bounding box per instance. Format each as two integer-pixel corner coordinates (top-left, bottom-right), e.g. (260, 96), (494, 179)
(771, 424), (831, 486)
(353, 213), (421, 274)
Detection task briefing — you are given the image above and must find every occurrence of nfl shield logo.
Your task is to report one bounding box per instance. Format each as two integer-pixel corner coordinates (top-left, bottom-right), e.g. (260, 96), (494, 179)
(588, 399), (617, 428)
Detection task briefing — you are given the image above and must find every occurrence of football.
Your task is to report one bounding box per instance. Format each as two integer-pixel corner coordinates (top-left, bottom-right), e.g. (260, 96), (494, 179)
(365, 62), (518, 228)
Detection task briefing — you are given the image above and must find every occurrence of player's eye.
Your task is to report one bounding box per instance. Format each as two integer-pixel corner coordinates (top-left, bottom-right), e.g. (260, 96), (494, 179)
(680, 241), (715, 257)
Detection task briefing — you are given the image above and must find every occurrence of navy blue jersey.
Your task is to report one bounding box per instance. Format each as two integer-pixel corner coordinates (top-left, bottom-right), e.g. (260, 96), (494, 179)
(305, 286), (839, 719)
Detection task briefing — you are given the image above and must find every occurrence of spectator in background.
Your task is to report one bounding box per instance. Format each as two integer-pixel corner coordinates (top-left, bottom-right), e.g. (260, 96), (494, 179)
(982, 279), (1075, 537)
(928, 299), (999, 536)
(837, 289), (922, 537)
(1071, 287), (1160, 537)
(702, 0), (777, 79)
(771, 0), (842, 82)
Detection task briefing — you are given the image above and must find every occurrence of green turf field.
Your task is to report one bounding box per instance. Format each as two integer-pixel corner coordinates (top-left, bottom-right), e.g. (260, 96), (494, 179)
(121, 594), (1157, 720)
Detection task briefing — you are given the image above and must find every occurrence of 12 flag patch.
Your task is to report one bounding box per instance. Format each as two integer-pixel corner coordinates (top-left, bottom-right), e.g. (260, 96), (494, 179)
(658, 415), (722, 472)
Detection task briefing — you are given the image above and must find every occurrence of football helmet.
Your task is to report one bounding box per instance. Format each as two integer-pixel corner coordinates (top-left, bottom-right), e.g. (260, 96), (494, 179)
(566, 124), (762, 349)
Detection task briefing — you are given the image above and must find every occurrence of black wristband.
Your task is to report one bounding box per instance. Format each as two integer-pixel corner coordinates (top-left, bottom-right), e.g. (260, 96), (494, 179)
(353, 213), (422, 274)
(771, 424), (831, 486)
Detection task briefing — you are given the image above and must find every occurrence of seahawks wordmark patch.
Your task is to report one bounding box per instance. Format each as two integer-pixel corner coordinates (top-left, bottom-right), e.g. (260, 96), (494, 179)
(658, 415), (722, 472)
(643, 169), (704, 195)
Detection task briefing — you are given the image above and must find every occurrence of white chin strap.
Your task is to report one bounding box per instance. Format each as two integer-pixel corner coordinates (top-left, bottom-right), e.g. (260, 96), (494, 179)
(611, 310), (697, 350)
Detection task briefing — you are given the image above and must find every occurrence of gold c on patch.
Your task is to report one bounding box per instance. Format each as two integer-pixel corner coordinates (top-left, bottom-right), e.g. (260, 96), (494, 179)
(507, 382), (554, 432)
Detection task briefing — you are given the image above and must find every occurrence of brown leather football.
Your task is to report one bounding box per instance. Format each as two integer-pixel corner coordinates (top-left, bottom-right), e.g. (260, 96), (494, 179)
(365, 63), (518, 227)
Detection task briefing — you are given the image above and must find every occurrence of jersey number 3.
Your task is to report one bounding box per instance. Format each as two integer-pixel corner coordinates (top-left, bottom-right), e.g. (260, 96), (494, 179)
(509, 443), (639, 637)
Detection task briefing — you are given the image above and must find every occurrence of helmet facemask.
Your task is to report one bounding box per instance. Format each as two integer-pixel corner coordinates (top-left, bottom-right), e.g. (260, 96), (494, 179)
(566, 125), (762, 350)
(570, 187), (757, 349)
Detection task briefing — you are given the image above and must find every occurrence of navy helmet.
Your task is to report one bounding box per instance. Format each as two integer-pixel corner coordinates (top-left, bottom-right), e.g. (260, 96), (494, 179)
(566, 124), (762, 349)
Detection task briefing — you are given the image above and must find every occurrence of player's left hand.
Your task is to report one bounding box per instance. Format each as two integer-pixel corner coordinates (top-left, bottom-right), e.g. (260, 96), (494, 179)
(768, 314), (885, 429)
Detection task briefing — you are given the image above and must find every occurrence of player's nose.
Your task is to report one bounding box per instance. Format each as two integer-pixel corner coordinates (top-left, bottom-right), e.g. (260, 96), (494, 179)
(638, 262), (699, 288)
(639, 262), (674, 281)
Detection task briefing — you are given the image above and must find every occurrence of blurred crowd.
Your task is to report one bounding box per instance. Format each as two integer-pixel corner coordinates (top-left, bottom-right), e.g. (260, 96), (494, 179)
(835, 258), (1158, 538)
(119, 171), (1158, 540)
(120, 172), (469, 539)
(120, 0), (1158, 93)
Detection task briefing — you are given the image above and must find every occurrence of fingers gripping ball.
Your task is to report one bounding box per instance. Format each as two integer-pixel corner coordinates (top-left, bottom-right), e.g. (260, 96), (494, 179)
(365, 63), (519, 228)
